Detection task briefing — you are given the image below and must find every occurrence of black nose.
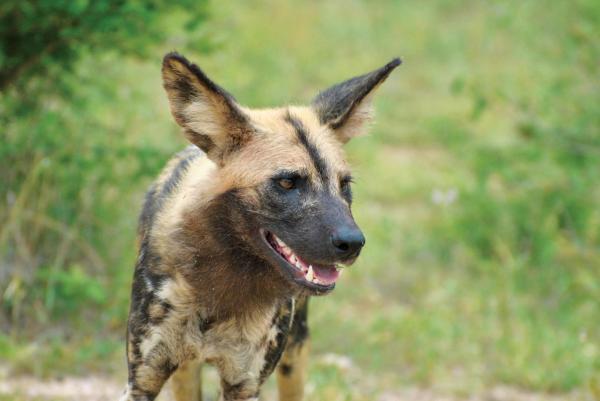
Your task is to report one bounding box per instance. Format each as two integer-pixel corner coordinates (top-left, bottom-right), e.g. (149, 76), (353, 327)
(331, 227), (365, 259)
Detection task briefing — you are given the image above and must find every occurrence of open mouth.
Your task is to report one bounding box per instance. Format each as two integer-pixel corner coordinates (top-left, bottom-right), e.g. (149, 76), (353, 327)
(261, 230), (341, 291)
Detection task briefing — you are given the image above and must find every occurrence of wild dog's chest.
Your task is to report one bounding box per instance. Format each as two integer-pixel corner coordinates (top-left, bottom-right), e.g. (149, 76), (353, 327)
(192, 298), (295, 378)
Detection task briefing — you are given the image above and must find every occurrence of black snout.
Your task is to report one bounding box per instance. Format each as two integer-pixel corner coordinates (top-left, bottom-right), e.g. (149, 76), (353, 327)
(331, 226), (365, 259)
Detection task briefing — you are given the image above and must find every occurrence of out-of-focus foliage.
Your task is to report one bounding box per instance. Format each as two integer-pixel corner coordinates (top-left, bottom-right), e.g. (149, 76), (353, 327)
(0, 0), (206, 93)
(0, 0), (209, 332)
(1, 0), (599, 398)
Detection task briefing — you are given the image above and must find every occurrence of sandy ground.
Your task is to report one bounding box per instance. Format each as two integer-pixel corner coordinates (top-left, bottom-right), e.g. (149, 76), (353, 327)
(0, 375), (586, 401)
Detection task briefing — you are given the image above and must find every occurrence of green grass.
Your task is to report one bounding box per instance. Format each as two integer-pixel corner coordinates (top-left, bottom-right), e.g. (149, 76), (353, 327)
(1, 0), (600, 398)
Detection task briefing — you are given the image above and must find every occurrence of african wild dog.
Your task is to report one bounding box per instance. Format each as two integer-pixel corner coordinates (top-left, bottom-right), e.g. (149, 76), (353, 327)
(121, 52), (400, 401)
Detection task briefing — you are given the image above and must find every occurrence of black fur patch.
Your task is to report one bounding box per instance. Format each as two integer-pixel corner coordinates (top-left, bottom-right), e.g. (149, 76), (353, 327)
(288, 297), (309, 348)
(221, 379), (259, 400)
(259, 299), (294, 382)
(163, 52), (241, 109)
(138, 146), (201, 241)
(279, 363), (293, 376)
(285, 112), (329, 181)
(276, 299), (309, 377)
(159, 358), (178, 379)
(198, 316), (215, 333)
(159, 146), (200, 200)
(164, 75), (200, 104)
(185, 130), (216, 154)
(162, 52), (252, 152)
(313, 58), (401, 128)
(150, 341), (178, 373)
(127, 239), (168, 382)
(138, 184), (158, 239)
(130, 383), (158, 401)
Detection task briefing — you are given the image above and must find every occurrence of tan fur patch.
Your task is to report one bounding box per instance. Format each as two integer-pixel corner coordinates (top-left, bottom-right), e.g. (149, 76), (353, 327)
(169, 360), (202, 401)
(219, 106), (350, 193)
(277, 340), (310, 401)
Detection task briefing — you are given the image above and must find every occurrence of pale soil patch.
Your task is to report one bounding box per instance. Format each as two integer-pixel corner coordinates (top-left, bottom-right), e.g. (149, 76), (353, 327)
(0, 376), (122, 401)
(377, 387), (584, 401)
(0, 375), (585, 401)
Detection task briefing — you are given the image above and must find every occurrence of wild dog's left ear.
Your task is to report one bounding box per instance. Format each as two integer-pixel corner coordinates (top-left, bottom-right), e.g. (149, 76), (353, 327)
(162, 52), (252, 164)
(312, 58), (401, 143)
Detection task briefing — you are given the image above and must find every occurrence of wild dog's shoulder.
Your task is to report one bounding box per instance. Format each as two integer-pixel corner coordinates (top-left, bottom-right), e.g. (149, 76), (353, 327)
(155, 145), (204, 198)
(138, 146), (200, 237)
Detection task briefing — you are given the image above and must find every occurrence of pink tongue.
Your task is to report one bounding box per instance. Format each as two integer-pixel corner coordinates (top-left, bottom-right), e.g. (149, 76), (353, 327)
(312, 265), (339, 285)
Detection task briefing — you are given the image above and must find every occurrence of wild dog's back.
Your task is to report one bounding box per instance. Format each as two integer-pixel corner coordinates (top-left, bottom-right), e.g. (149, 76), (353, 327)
(137, 145), (210, 247)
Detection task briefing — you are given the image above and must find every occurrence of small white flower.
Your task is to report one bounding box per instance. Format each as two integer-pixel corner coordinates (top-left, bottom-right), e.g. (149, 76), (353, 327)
(431, 188), (458, 206)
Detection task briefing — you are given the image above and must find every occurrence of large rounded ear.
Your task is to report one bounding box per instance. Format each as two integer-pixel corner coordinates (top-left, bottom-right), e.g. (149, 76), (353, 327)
(162, 52), (252, 164)
(312, 58), (401, 143)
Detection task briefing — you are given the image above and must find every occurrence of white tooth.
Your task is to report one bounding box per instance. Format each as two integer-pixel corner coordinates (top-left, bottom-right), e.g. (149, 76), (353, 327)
(295, 261), (302, 270)
(306, 266), (314, 282)
(276, 237), (285, 247)
(291, 255), (297, 264)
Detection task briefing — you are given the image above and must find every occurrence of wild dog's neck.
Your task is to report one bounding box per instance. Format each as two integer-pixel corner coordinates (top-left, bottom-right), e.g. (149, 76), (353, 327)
(177, 187), (291, 319)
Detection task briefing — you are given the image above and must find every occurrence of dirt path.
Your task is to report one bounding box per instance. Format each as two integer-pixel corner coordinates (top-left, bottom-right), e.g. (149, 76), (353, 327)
(0, 375), (582, 401)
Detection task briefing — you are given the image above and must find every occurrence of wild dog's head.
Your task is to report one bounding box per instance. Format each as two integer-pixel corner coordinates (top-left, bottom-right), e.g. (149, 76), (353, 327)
(162, 52), (400, 296)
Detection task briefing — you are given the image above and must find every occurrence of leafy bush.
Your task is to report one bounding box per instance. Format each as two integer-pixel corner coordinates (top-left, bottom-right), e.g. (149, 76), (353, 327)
(0, 0), (207, 93)
(0, 0), (209, 332)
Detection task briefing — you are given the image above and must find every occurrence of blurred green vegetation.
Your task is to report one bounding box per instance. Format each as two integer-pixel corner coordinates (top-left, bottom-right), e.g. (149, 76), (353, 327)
(1, 0), (599, 399)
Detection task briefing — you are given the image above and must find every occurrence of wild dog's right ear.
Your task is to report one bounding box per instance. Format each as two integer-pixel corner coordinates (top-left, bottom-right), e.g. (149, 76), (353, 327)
(162, 52), (252, 164)
(312, 58), (401, 144)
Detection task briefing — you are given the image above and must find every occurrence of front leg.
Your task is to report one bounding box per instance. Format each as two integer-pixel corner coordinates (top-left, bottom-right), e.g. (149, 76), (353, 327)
(170, 360), (203, 401)
(277, 297), (309, 401)
(122, 274), (185, 401)
(218, 300), (295, 401)
(218, 379), (260, 401)
(121, 325), (179, 401)
(121, 315), (178, 401)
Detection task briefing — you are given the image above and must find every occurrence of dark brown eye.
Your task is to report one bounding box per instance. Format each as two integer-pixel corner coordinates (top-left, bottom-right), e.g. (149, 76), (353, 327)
(278, 178), (295, 190)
